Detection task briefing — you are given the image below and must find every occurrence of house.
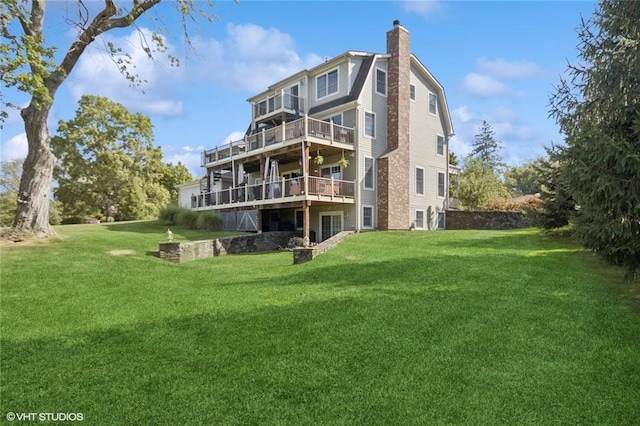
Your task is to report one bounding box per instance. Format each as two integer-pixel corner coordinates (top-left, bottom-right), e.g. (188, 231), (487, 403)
(189, 20), (454, 242)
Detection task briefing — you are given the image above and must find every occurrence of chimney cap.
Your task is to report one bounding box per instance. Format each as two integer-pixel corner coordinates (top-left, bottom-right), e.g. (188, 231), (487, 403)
(393, 19), (401, 27)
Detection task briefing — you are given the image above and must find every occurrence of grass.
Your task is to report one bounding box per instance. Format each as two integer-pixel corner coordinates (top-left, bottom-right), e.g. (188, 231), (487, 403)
(1, 222), (639, 425)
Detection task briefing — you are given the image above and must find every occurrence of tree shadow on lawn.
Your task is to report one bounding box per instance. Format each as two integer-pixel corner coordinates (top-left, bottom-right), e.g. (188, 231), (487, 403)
(3, 293), (639, 425)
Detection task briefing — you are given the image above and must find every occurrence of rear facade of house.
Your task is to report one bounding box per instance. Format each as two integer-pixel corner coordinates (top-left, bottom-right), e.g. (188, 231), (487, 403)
(191, 21), (454, 242)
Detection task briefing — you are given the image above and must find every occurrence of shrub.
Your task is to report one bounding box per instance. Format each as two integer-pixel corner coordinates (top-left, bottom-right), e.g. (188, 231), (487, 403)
(196, 211), (222, 231)
(485, 195), (542, 213)
(159, 205), (186, 226)
(176, 209), (198, 228)
(61, 217), (83, 225)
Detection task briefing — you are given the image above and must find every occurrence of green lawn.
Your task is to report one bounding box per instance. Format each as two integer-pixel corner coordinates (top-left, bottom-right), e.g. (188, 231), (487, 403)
(1, 222), (639, 425)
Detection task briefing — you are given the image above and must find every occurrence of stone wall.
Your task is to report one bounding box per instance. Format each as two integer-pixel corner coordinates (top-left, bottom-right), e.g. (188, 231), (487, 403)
(445, 210), (532, 230)
(159, 231), (297, 263)
(293, 231), (354, 264)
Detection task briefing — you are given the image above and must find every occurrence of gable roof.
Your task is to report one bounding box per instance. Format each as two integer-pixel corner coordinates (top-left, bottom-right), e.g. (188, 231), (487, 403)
(410, 54), (455, 137)
(308, 54), (376, 116)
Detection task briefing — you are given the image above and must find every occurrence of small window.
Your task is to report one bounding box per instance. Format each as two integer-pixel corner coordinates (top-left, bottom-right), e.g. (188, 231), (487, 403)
(415, 210), (425, 229)
(364, 157), (374, 189)
(365, 112), (375, 138)
(363, 206), (373, 228)
(437, 211), (445, 229)
(416, 167), (424, 195)
(437, 135), (445, 156)
(410, 84), (416, 101)
(317, 69), (338, 99)
(429, 92), (437, 115)
(438, 171), (446, 198)
(376, 68), (387, 96)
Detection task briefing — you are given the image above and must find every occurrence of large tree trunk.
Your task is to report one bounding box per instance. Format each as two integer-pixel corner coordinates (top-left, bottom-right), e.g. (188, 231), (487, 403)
(13, 104), (56, 237)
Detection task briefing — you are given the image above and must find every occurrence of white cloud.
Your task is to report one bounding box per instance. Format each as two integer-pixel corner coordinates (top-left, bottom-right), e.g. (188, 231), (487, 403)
(67, 28), (184, 117)
(477, 57), (543, 80)
(0, 133), (28, 161)
(461, 72), (516, 98)
(163, 145), (206, 179)
(190, 23), (323, 93)
(401, 1), (445, 19)
(452, 106), (476, 124)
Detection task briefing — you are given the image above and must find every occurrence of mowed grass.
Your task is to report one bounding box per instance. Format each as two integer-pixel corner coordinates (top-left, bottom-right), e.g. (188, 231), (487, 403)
(1, 222), (639, 425)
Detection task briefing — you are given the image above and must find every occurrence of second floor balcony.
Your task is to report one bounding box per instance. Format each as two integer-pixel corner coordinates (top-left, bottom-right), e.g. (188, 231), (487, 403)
(202, 116), (355, 166)
(190, 175), (355, 210)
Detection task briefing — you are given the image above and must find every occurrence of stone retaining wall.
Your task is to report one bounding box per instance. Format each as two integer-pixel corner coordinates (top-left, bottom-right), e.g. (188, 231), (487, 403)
(446, 210), (532, 230)
(159, 232), (297, 263)
(293, 231), (354, 264)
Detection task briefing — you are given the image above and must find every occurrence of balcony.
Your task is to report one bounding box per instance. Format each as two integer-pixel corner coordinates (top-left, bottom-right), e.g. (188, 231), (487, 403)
(202, 116), (355, 166)
(191, 176), (355, 210)
(253, 91), (305, 121)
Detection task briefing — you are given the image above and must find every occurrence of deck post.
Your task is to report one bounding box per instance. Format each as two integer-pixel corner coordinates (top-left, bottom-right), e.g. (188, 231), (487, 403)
(303, 200), (310, 245)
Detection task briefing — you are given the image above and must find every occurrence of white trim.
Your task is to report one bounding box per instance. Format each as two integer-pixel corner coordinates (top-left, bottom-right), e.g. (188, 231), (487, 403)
(364, 111), (376, 139)
(375, 67), (387, 97)
(319, 210), (344, 241)
(362, 205), (374, 229)
(437, 171), (446, 198)
(316, 67), (339, 101)
(415, 166), (425, 196)
(363, 156), (375, 190)
(428, 91), (437, 116)
(436, 134), (445, 157)
(415, 209), (425, 229)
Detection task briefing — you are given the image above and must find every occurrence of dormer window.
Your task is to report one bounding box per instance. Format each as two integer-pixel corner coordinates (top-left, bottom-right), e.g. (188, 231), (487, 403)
(317, 69), (338, 100)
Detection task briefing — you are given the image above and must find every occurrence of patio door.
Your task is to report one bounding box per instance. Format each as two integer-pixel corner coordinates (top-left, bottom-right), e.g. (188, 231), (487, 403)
(320, 211), (343, 241)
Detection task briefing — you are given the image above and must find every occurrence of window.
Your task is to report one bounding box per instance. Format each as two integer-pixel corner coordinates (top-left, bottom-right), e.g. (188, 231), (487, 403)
(437, 212), (445, 229)
(365, 112), (375, 138)
(438, 171), (446, 198)
(321, 165), (342, 180)
(363, 206), (373, 228)
(415, 210), (425, 229)
(437, 135), (445, 156)
(416, 167), (424, 195)
(327, 114), (342, 126)
(317, 69), (338, 99)
(429, 92), (437, 115)
(410, 84), (416, 101)
(364, 157), (374, 189)
(376, 68), (387, 96)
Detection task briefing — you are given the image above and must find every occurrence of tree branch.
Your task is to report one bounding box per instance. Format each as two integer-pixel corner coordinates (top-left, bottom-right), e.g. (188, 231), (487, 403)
(46, 0), (161, 96)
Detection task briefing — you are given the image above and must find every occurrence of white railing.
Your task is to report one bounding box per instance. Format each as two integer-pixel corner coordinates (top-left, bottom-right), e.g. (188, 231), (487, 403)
(202, 117), (355, 165)
(191, 176), (355, 208)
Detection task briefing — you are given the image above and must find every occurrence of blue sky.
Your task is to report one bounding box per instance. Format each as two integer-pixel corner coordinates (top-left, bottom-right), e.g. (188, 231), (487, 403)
(1, 0), (598, 178)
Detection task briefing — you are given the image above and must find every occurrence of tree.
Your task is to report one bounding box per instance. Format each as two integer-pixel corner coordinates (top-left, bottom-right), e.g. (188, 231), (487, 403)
(470, 120), (505, 172)
(0, 158), (23, 226)
(160, 162), (193, 203)
(549, 0), (640, 280)
(52, 95), (172, 221)
(1, 0), (219, 237)
(458, 156), (510, 211)
(504, 159), (543, 196)
(533, 145), (577, 230)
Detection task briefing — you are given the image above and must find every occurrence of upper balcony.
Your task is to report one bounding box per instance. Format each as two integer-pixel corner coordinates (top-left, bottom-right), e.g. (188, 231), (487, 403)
(202, 116), (355, 167)
(253, 91), (305, 123)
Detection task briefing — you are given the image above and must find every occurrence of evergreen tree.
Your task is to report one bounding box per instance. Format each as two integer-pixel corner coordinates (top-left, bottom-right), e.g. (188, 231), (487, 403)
(470, 120), (504, 172)
(549, 0), (640, 279)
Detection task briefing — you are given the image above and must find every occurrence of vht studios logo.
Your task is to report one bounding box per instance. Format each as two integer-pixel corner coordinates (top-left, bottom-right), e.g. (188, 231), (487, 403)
(6, 412), (84, 422)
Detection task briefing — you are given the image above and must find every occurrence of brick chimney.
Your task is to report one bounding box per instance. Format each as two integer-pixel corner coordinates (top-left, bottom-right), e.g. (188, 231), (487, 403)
(377, 20), (411, 230)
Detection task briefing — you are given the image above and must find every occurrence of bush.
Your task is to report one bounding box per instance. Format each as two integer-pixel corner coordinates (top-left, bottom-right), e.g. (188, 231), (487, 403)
(485, 195), (542, 213)
(196, 211), (222, 231)
(159, 205), (186, 226)
(176, 209), (198, 228)
(61, 217), (83, 225)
